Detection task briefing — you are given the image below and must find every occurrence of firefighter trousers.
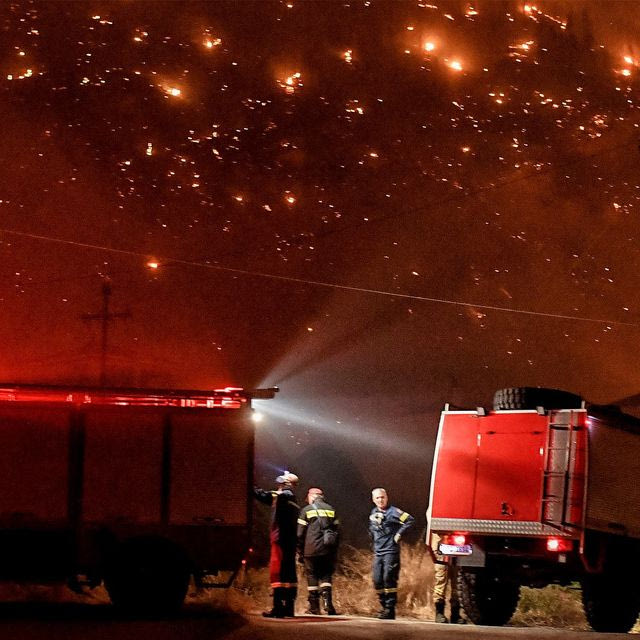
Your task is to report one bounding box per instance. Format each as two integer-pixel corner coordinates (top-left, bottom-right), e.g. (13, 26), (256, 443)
(304, 555), (335, 590)
(269, 542), (297, 589)
(372, 553), (400, 609)
(433, 561), (459, 606)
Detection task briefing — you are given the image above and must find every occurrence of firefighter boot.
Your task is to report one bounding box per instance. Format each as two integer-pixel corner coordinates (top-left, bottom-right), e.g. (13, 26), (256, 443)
(321, 586), (338, 615)
(450, 603), (465, 624)
(435, 600), (448, 623)
(379, 606), (395, 620)
(376, 593), (388, 618)
(305, 590), (321, 615)
(262, 587), (286, 618)
(282, 587), (297, 617)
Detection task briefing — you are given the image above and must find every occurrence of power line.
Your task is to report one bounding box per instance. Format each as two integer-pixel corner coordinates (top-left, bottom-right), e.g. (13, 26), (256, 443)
(0, 227), (635, 328)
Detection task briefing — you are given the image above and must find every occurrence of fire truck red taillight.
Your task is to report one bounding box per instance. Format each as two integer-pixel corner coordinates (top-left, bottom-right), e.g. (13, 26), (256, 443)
(546, 537), (572, 552)
(441, 533), (468, 546)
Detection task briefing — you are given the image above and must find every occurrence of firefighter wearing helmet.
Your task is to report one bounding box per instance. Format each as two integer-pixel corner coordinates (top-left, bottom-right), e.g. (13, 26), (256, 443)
(254, 471), (300, 617)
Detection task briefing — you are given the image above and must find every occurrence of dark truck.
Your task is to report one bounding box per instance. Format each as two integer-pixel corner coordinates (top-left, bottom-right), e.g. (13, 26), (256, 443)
(427, 387), (640, 633)
(0, 383), (276, 612)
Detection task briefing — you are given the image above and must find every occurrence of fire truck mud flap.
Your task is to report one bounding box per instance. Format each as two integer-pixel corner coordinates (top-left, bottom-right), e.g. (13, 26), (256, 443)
(456, 542), (486, 567)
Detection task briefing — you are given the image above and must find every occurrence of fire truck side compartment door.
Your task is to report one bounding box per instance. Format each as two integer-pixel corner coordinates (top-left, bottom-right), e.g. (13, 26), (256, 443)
(83, 407), (164, 524)
(0, 405), (73, 576)
(169, 411), (250, 526)
(0, 405), (71, 523)
(586, 416), (640, 537)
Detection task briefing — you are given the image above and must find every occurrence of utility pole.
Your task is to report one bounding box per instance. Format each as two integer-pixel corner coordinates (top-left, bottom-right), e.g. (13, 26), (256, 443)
(81, 277), (131, 388)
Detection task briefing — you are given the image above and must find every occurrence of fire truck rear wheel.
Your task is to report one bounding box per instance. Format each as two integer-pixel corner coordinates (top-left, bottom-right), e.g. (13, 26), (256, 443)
(104, 538), (191, 614)
(457, 568), (520, 626)
(493, 387), (583, 411)
(581, 572), (640, 633)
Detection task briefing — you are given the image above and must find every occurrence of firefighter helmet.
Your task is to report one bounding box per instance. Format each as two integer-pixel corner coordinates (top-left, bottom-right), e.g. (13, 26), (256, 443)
(275, 471), (299, 486)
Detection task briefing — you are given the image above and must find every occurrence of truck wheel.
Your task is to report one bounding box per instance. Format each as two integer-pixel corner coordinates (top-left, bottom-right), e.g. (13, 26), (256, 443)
(457, 568), (520, 626)
(104, 538), (190, 615)
(581, 573), (640, 633)
(493, 387), (582, 411)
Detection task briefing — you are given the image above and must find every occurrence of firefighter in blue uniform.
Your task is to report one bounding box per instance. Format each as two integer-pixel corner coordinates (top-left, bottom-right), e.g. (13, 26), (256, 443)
(297, 487), (340, 615)
(368, 487), (415, 620)
(254, 471), (300, 618)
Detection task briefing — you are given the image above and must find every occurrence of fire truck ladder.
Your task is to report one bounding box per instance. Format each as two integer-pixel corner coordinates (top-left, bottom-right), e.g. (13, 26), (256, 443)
(541, 410), (583, 531)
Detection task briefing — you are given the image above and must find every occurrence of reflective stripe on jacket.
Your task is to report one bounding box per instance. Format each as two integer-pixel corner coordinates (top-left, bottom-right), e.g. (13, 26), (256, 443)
(297, 497), (340, 557)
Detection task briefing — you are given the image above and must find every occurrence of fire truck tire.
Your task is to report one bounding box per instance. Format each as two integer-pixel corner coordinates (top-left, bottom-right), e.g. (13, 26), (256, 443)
(581, 573), (640, 633)
(457, 568), (520, 626)
(493, 387), (583, 411)
(104, 538), (191, 614)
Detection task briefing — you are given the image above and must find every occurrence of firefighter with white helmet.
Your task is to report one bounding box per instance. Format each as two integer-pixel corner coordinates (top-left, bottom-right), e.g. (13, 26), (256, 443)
(254, 471), (300, 617)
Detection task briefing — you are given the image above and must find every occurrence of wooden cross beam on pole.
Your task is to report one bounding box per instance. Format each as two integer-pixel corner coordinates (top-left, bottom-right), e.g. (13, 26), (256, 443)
(81, 277), (131, 387)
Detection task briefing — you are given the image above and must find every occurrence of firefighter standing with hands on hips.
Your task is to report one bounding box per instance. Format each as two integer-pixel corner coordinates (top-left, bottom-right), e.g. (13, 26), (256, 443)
(297, 487), (340, 615)
(254, 471), (300, 618)
(368, 487), (415, 620)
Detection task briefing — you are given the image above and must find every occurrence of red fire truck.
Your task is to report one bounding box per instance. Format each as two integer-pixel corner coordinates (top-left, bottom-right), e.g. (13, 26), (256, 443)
(427, 387), (640, 633)
(0, 383), (276, 612)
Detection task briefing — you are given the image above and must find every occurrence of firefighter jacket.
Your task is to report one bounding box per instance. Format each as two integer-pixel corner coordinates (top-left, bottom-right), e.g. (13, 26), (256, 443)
(369, 505), (415, 556)
(297, 497), (340, 558)
(254, 487), (299, 549)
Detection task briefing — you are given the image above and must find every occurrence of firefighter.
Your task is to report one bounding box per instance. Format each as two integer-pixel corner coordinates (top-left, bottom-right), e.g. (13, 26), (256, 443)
(429, 532), (465, 623)
(297, 487), (340, 615)
(254, 471), (300, 618)
(368, 487), (415, 620)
